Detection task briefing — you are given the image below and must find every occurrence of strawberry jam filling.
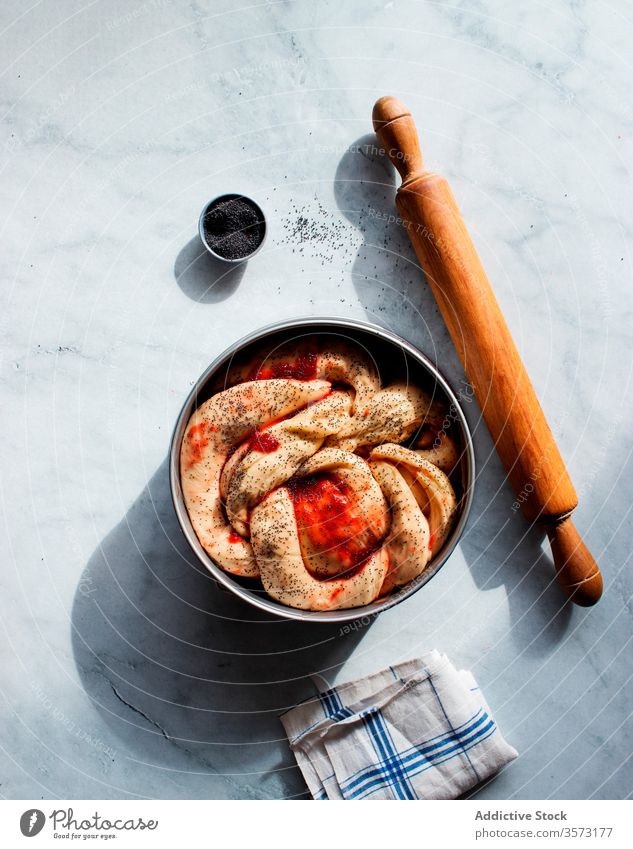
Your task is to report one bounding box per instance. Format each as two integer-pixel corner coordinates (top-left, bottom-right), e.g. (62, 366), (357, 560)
(247, 428), (280, 453)
(248, 351), (318, 382)
(184, 422), (209, 468)
(287, 473), (383, 579)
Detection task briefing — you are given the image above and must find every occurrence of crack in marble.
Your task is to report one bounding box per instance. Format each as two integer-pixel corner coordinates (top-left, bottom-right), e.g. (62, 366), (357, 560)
(110, 683), (170, 742)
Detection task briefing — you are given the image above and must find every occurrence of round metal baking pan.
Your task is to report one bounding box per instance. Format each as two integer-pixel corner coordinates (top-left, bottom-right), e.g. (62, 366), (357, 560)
(169, 317), (475, 623)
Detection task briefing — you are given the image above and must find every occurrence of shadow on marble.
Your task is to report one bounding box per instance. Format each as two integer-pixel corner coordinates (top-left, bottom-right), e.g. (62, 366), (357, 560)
(174, 235), (246, 303)
(458, 481), (575, 655)
(333, 134), (450, 355)
(71, 459), (370, 799)
(334, 136), (574, 654)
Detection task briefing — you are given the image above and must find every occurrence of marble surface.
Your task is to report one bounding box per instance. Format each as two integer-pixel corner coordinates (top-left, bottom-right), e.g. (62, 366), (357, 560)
(2, 0), (632, 801)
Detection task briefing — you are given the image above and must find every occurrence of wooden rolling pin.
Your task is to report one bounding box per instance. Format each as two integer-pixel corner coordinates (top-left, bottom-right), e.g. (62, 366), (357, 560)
(373, 95), (602, 606)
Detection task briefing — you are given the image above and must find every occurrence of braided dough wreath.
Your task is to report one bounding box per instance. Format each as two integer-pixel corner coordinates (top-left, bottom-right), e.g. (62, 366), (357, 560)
(180, 338), (459, 610)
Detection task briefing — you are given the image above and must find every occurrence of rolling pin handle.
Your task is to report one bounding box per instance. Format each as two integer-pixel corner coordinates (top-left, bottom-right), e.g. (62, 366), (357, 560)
(372, 96), (425, 184)
(547, 519), (603, 606)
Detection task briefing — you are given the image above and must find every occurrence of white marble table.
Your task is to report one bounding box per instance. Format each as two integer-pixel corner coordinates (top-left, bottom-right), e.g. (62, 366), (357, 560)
(2, 0), (632, 800)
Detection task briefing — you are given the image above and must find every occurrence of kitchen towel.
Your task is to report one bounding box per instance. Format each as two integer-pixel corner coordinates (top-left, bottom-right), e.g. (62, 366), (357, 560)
(281, 651), (518, 800)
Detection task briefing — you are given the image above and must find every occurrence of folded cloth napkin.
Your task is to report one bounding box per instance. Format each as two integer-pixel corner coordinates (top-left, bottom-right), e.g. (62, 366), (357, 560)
(281, 651), (518, 800)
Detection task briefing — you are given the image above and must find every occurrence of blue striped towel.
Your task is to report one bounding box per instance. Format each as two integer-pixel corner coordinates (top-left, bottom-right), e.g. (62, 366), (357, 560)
(281, 652), (517, 800)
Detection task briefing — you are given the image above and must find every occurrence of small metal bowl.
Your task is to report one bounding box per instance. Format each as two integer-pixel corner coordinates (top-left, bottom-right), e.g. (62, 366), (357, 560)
(169, 317), (475, 623)
(198, 193), (267, 263)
